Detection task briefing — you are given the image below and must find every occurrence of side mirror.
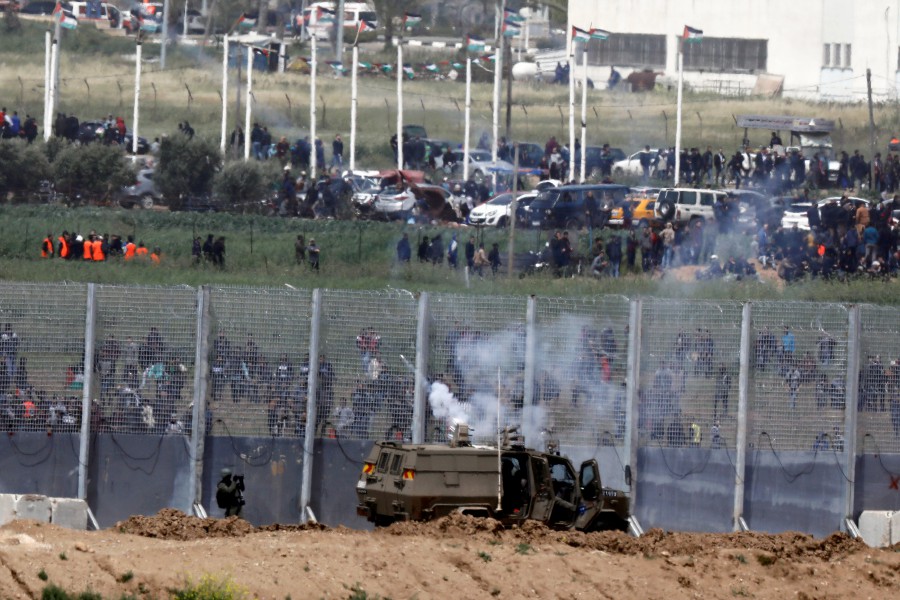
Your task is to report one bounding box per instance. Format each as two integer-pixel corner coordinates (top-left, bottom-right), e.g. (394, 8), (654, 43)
(625, 465), (633, 487)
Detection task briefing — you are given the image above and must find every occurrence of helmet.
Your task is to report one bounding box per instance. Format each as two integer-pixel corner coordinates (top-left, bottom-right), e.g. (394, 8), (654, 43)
(220, 468), (232, 477)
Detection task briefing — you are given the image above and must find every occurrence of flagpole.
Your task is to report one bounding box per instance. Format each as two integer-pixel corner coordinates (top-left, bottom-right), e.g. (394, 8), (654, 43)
(52, 17), (60, 115)
(464, 56), (472, 181)
(580, 46), (588, 182)
(492, 28), (503, 170)
(46, 38), (58, 141)
(675, 37), (684, 185)
(568, 39), (576, 181)
(132, 41), (142, 156)
(350, 43), (358, 171)
(244, 46), (252, 162)
(43, 31), (51, 141)
(310, 36), (318, 174)
(220, 35), (228, 153)
(160, 0), (169, 69)
(397, 39), (403, 171)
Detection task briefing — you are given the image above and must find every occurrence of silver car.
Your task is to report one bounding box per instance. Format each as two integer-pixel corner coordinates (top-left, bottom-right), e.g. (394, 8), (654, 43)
(120, 168), (161, 209)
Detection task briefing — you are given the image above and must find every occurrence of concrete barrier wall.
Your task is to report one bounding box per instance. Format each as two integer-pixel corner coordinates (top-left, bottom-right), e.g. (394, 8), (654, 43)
(310, 439), (373, 529)
(744, 451), (846, 538)
(87, 434), (194, 529)
(854, 455), (900, 517)
(0, 433), (80, 499)
(635, 447), (737, 533)
(0, 494), (88, 529)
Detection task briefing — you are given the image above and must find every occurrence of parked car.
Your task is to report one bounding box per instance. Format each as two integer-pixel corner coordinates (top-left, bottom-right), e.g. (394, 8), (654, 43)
(119, 168), (160, 209)
(781, 196), (869, 231)
(609, 187), (660, 227)
(654, 188), (728, 225)
(527, 183), (630, 229)
(612, 148), (665, 178)
(469, 191), (537, 228)
(448, 149), (516, 183)
(78, 120), (150, 154)
(582, 146), (626, 178)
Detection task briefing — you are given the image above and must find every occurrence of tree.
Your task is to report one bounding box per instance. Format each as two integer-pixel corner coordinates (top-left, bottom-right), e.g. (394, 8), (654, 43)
(155, 135), (222, 210)
(213, 160), (270, 212)
(52, 144), (134, 204)
(372, 0), (422, 50)
(0, 140), (50, 199)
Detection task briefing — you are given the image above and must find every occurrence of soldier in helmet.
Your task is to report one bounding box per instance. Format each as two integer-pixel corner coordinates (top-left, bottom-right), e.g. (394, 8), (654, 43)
(215, 468), (245, 517)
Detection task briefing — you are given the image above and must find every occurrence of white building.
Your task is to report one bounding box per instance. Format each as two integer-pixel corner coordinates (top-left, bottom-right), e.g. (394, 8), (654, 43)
(569, 0), (899, 101)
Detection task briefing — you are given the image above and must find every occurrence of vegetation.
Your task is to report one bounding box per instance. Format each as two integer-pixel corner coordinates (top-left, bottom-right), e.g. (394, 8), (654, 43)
(170, 574), (248, 600)
(156, 135), (223, 209)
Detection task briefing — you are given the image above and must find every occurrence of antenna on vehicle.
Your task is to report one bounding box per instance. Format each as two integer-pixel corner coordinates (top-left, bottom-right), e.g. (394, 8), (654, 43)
(496, 364), (502, 514)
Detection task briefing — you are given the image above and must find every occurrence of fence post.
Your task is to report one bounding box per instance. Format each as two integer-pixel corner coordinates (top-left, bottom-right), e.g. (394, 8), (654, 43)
(300, 289), (322, 522)
(77, 283), (97, 501)
(189, 286), (211, 508)
(842, 305), (861, 530)
(623, 298), (642, 505)
(733, 301), (751, 531)
(411, 292), (429, 444)
(522, 295), (537, 419)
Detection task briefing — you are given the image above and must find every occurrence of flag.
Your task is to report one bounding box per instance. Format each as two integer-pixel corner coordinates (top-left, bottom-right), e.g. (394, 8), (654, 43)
(571, 26), (590, 43)
(402, 65), (416, 79)
(426, 64), (439, 72)
(683, 25), (703, 42)
(357, 19), (376, 33)
(380, 64), (393, 72)
(504, 8), (524, 22)
(451, 62), (463, 70)
(502, 19), (521, 37)
(139, 16), (159, 33)
(317, 7), (335, 23)
(253, 47), (270, 57)
(358, 62), (372, 69)
(238, 13), (257, 28)
(327, 61), (347, 73)
(52, 3), (78, 29)
(466, 35), (485, 52)
(590, 28), (611, 40)
(403, 12), (422, 27)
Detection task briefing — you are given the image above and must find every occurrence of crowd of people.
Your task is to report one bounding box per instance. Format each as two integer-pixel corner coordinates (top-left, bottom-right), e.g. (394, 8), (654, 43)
(40, 231), (161, 263)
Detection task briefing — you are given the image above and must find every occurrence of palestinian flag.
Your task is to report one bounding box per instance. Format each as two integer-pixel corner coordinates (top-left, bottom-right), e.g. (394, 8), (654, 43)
(317, 7), (335, 23)
(466, 35), (485, 52)
(238, 13), (257, 28)
(138, 14), (160, 33)
(504, 8), (524, 22)
(451, 62), (463, 70)
(571, 26), (591, 43)
(359, 61), (373, 69)
(253, 47), (270, 57)
(683, 25), (703, 42)
(380, 64), (393, 72)
(52, 3), (78, 30)
(502, 19), (521, 37)
(425, 64), (439, 72)
(327, 61), (347, 73)
(590, 28), (611, 40)
(403, 12), (422, 28)
(358, 19), (376, 33)
(402, 65), (416, 79)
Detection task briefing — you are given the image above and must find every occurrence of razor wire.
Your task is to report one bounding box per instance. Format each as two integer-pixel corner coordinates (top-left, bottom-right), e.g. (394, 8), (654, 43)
(0, 283), (87, 435)
(857, 305), (900, 454)
(748, 302), (850, 452)
(207, 286), (312, 438)
(318, 289), (418, 442)
(637, 299), (743, 450)
(91, 285), (198, 436)
(426, 293), (527, 445)
(534, 296), (631, 450)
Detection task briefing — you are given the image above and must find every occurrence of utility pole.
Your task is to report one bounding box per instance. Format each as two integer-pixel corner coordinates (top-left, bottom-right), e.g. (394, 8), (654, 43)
(507, 144), (519, 278)
(335, 0), (345, 69)
(505, 34), (513, 140)
(867, 68), (877, 188)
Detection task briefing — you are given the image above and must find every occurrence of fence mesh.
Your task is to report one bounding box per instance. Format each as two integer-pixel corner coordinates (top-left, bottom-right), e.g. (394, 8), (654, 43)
(858, 305), (900, 453)
(207, 287), (312, 438)
(534, 296), (631, 449)
(748, 302), (849, 452)
(0, 283), (87, 434)
(318, 289), (418, 441)
(427, 294), (527, 445)
(92, 285), (198, 436)
(638, 299), (743, 450)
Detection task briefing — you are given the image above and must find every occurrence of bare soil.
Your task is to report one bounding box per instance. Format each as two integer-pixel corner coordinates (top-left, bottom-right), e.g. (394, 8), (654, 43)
(1, 510), (898, 599)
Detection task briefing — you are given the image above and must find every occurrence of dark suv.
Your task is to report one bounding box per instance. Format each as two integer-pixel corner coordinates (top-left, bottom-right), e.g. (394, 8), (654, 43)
(526, 184), (630, 229)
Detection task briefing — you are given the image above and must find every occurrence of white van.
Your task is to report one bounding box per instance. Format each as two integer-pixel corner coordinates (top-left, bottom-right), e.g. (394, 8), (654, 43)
(65, 1), (120, 27)
(300, 1), (378, 41)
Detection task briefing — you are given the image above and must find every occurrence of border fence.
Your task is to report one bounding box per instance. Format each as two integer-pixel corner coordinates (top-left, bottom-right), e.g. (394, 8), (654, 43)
(1, 282), (899, 534)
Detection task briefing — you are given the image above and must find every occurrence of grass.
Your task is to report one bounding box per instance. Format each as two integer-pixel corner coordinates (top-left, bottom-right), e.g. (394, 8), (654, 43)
(170, 574), (248, 600)
(477, 550), (492, 562)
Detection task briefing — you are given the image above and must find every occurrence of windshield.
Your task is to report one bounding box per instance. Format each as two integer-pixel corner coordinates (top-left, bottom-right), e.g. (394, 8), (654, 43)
(469, 150), (492, 162)
(487, 194), (513, 205)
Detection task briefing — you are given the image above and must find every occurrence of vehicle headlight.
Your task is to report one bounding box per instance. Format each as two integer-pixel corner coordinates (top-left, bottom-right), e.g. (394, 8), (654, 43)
(545, 209), (551, 215)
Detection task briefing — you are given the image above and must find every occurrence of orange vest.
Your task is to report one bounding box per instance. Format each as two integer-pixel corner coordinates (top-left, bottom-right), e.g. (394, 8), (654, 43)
(124, 242), (136, 260)
(93, 241), (105, 261)
(58, 236), (69, 258)
(83, 239), (93, 260)
(151, 252), (160, 264)
(136, 246), (148, 257)
(41, 237), (53, 258)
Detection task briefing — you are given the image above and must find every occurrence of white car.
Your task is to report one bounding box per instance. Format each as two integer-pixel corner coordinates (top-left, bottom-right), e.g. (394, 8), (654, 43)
(468, 191), (537, 227)
(373, 187), (416, 219)
(781, 196), (869, 231)
(449, 149), (516, 183)
(612, 149), (664, 177)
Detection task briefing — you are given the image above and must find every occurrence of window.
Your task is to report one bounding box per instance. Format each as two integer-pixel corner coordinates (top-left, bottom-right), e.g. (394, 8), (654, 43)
(588, 34), (666, 69)
(699, 193), (716, 207)
(681, 191), (698, 206)
(376, 452), (390, 473)
(683, 37), (767, 72)
(389, 454), (403, 475)
(844, 44), (852, 68)
(823, 44), (831, 67)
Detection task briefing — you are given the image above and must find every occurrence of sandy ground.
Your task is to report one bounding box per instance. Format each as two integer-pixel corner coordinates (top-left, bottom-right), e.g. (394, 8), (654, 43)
(0, 510), (898, 599)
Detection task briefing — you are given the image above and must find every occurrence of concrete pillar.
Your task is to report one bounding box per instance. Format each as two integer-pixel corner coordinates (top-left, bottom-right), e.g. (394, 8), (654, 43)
(842, 305), (861, 529)
(411, 292), (429, 444)
(78, 283), (97, 501)
(733, 302), (751, 531)
(189, 287), (211, 507)
(521, 296), (537, 420)
(300, 289), (322, 521)
(623, 298), (642, 502)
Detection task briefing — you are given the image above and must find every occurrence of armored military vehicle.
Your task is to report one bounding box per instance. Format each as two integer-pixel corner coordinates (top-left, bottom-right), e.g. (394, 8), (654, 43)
(355, 424), (631, 531)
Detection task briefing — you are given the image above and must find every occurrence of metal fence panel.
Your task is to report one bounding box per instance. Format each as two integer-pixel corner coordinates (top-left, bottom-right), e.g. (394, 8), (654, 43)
(427, 294), (527, 445)
(638, 299), (743, 450)
(93, 285), (198, 435)
(748, 302), (849, 452)
(0, 282), (87, 434)
(319, 289), (418, 441)
(534, 296), (631, 449)
(858, 305), (900, 453)
(207, 286), (312, 438)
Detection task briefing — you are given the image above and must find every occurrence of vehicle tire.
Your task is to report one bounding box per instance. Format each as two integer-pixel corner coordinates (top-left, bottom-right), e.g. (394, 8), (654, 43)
(496, 216), (508, 228)
(656, 198), (675, 221)
(138, 194), (154, 210)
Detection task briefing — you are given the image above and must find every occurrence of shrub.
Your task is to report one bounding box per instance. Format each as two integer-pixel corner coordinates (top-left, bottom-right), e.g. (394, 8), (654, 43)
(156, 135), (222, 209)
(0, 139), (51, 197)
(170, 574), (248, 600)
(52, 143), (135, 204)
(213, 160), (272, 213)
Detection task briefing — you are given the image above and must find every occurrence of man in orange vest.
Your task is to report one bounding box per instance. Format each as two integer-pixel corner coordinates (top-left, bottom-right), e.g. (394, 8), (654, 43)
(150, 247), (161, 264)
(83, 235), (94, 261)
(57, 231), (69, 259)
(124, 236), (136, 260)
(135, 242), (149, 258)
(41, 233), (54, 258)
(92, 236), (106, 261)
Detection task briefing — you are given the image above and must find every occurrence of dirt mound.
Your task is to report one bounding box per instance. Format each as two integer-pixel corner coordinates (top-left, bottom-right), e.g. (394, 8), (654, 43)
(116, 508), (255, 540)
(382, 512), (505, 537)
